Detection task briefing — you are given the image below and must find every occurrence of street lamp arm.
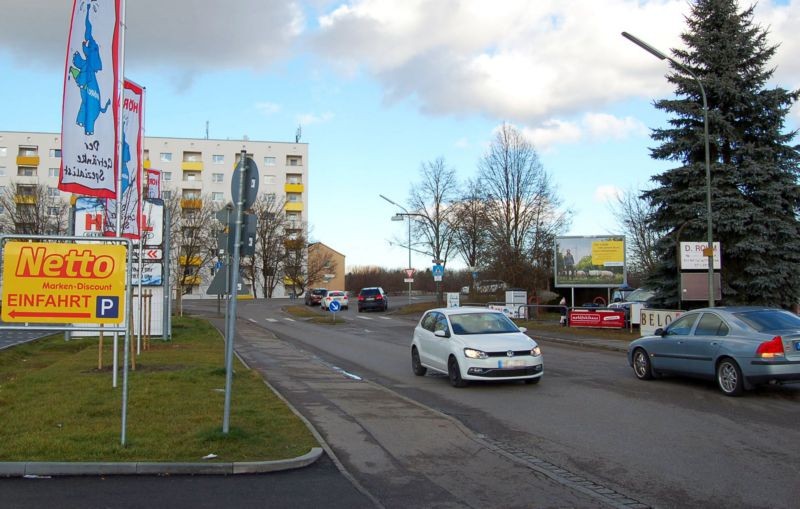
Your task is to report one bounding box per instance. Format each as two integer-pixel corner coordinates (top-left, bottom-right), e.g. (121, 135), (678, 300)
(379, 194), (408, 213)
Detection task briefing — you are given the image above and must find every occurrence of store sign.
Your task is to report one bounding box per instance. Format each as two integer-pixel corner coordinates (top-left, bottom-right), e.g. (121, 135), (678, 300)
(568, 308), (625, 329)
(640, 309), (683, 336)
(2, 241), (126, 324)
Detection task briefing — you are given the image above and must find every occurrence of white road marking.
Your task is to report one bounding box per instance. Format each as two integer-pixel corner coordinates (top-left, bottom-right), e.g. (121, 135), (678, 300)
(265, 318), (278, 323)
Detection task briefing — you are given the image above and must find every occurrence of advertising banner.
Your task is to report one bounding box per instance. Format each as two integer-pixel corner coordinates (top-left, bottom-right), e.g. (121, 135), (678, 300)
(568, 308), (625, 329)
(60, 0), (121, 198)
(146, 168), (161, 199)
(104, 79), (143, 239)
(2, 241), (126, 324)
(555, 236), (625, 288)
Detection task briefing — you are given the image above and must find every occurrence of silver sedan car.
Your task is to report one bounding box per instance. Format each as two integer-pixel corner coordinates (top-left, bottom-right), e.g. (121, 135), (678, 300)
(627, 306), (800, 396)
(411, 307), (543, 387)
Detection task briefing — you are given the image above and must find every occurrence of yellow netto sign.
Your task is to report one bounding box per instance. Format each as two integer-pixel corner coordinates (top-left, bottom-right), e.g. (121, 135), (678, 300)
(2, 242), (126, 324)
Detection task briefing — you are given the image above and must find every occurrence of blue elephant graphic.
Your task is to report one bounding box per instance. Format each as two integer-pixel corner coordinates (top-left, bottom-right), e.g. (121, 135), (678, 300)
(70, 5), (110, 136)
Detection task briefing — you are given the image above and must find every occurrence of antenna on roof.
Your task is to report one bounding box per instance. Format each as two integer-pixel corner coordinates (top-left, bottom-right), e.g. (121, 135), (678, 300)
(205, 121), (209, 140)
(295, 124), (302, 143)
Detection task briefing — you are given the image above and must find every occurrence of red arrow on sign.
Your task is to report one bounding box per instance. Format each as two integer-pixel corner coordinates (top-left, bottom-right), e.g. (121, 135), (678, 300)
(9, 310), (92, 319)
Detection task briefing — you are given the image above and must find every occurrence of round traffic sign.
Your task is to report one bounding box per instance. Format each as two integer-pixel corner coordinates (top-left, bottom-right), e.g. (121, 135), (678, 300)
(328, 300), (341, 312)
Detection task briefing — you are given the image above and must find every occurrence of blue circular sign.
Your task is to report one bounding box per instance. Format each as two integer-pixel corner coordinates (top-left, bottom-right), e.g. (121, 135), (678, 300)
(328, 300), (341, 312)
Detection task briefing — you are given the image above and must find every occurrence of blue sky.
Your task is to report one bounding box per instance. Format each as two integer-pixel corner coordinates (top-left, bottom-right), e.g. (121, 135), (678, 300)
(1, 0), (798, 272)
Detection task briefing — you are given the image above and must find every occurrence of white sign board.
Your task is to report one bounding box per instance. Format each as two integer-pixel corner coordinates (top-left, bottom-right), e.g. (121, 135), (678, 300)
(132, 262), (163, 286)
(639, 309), (684, 336)
(680, 242), (721, 270)
(446, 292), (460, 308)
(141, 200), (164, 246)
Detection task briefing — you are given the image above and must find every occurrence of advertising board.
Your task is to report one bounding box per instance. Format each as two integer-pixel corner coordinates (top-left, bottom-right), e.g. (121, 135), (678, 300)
(555, 236), (625, 288)
(639, 309), (684, 336)
(2, 241), (126, 324)
(568, 308), (625, 329)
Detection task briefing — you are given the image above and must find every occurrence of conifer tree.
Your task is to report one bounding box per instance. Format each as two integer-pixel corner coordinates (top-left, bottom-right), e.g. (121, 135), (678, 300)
(643, 0), (800, 308)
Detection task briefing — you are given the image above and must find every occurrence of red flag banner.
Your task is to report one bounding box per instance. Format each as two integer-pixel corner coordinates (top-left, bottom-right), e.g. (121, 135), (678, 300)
(60, 0), (121, 198)
(104, 79), (143, 239)
(146, 168), (161, 199)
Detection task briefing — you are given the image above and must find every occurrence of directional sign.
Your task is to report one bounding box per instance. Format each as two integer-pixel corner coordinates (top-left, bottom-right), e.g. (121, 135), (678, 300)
(432, 264), (444, 282)
(328, 300), (341, 313)
(132, 248), (162, 261)
(1, 241), (126, 324)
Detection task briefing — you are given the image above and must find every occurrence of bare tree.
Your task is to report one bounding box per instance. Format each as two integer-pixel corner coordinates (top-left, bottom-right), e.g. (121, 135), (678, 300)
(407, 157), (459, 265)
(0, 182), (69, 235)
(248, 194), (290, 298)
(477, 123), (568, 289)
(609, 188), (664, 279)
(450, 178), (490, 278)
(172, 195), (217, 314)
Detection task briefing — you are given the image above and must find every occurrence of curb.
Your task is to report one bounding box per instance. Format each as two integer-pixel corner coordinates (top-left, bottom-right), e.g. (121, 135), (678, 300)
(535, 334), (630, 353)
(0, 447), (323, 478)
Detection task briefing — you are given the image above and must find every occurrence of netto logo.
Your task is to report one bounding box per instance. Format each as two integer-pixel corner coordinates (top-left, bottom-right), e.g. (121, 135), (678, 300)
(15, 247), (115, 279)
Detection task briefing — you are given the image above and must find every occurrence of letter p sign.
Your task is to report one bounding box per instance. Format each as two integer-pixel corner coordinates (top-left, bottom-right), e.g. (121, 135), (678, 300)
(96, 296), (120, 319)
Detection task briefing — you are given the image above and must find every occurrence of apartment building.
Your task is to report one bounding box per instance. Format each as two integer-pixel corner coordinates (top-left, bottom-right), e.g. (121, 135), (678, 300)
(0, 131), (308, 298)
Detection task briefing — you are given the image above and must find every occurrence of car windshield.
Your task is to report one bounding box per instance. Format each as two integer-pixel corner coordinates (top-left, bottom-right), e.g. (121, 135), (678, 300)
(448, 312), (519, 335)
(733, 309), (800, 332)
(626, 288), (654, 302)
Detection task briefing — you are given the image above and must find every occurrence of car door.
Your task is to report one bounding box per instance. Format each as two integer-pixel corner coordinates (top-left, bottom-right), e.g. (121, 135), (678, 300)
(427, 313), (452, 371)
(679, 312), (728, 377)
(650, 313), (700, 373)
(415, 312), (439, 367)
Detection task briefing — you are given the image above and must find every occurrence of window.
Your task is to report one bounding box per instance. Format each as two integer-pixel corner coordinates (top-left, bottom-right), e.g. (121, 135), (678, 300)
(212, 172), (224, 183)
(286, 193), (301, 202)
(264, 156), (276, 166)
(18, 146), (38, 157)
(49, 148), (62, 158)
(212, 192), (224, 202)
(286, 155), (302, 166)
(49, 167), (59, 177)
(163, 172), (172, 181)
(47, 187), (59, 197)
(0, 166), (6, 177)
(47, 206), (60, 216)
(162, 190), (172, 200)
(143, 149), (149, 160)
(265, 192), (276, 204)
(183, 171), (200, 181)
(213, 154), (224, 164)
(160, 152), (172, 162)
(665, 314), (698, 336)
(17, 166), (36, 177)
(286, 173), (302, 184)
(263, 174), (276, 185)
(0, 147), (6, 157)
(694, 313), (729, 336)
(182, 151), (202, 162)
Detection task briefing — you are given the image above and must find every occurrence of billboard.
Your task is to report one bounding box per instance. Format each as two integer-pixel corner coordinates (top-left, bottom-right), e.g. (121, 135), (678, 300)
(555, 236), (625, 288)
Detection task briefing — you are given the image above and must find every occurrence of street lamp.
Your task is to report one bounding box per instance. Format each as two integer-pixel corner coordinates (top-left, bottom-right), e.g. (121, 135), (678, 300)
(622, 31), (715, 307)
(379, 194), (412, 304)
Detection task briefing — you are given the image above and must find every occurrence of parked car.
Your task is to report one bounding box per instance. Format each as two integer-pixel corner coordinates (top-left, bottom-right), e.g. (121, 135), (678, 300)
(304, 288), (327, 306)
(321, 290), (349, 311)
(357, 287), (388, 312)
(411, 307), (543, 387)
(627, 306), (800, 396)
(608, 287), (655, 321)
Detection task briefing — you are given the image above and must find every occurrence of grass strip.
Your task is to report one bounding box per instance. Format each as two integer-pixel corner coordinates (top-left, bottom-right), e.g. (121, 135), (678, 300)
(0, 316), (317, 462)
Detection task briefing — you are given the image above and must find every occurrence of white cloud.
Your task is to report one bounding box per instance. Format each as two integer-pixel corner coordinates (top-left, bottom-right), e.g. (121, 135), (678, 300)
(583, 113), (648, 140)
(255, 102), (281, 115)
(520, 113), (647, 151)
(298, 111), (335, 125)
(523, 120), (582, 151)
(594, 185), (623, 203)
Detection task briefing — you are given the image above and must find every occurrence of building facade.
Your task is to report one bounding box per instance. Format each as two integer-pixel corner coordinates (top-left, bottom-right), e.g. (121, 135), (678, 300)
(0, 131), (309, 298)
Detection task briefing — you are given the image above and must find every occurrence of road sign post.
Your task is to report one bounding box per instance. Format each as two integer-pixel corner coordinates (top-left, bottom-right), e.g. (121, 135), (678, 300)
(328, 299), (340, 322)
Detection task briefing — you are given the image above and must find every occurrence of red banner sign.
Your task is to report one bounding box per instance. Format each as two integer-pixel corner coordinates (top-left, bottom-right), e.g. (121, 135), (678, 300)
(568, 308), (625, 329)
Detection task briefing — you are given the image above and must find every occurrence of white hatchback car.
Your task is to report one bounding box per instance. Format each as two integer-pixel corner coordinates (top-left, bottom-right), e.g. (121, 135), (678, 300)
(411, 307), (543, 387)
(321, 290), (349, 311)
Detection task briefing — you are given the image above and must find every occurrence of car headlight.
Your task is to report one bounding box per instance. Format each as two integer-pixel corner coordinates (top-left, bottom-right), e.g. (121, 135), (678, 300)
(463, 348), (488, 359)
(531, 346), (541, 357)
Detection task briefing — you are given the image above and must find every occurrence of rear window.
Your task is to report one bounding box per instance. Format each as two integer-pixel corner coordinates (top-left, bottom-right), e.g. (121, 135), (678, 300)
(733, 309), (800, 332)
(360, 288), (379, 296)
(328, 291), (344, 297)
(311, 289), (327, 296)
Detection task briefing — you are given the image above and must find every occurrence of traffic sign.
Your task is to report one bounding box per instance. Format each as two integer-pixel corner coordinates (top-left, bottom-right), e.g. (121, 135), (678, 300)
(132, 248), (162, 260)
(328, 300), (341, 312)
(432, 264), (444, 282)
(405, 268), (416, 278)
(231, 157), (259, 210)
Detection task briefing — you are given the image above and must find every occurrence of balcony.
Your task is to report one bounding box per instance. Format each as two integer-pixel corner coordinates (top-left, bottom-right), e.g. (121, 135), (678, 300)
(16, 156), (40, 166)
(179, 255), (202, 266)
(14, 195), (37, 204)
(284, 202), (303, 212)
(181, 161), (204, 171)
(181, 275), (203, 286)
(284, 183), (304, 193)
(181, 199), (202, 209)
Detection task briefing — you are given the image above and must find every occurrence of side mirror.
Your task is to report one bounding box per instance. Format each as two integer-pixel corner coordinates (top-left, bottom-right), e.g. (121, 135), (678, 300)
(654, 328), (665, 336)
(518, 326), (528, 333)
(434, 329), (450, 338)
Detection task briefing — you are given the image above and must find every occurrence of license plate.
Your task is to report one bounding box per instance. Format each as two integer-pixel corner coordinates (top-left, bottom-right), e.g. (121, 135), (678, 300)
(499, 359), (527, 368)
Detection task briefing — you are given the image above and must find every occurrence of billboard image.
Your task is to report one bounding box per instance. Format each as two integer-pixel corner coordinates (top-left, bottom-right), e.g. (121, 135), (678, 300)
(555, 236), (625, 288)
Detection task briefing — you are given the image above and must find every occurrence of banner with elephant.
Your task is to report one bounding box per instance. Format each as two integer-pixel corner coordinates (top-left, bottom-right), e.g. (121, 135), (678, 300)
(59, 0), (121, 199)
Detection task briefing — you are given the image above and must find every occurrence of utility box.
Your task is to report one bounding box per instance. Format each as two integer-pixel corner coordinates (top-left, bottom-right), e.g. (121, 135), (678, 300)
(505, 290), (528, 319)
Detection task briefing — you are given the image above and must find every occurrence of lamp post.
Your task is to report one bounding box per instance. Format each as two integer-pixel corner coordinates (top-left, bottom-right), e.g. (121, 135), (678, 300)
(622, 31), (715, 307)
(380, 194), (412, 304)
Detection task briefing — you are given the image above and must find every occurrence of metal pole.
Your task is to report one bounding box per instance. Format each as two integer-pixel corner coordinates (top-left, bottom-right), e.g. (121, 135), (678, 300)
(621, 32), (714, 307)
(407, 215), (411, 305)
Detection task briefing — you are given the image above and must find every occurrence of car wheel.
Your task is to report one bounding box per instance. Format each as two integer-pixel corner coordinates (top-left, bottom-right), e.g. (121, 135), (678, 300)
(524, 376), (541, 385)
(632, 348), (654, 380)
(717, 358), (744, 396)
(411, 347), (427, 376)
(448, 356), (467, 388)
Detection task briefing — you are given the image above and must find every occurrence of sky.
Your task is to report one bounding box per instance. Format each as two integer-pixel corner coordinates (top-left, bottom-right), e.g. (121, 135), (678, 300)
(1, 0), (798, 274)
